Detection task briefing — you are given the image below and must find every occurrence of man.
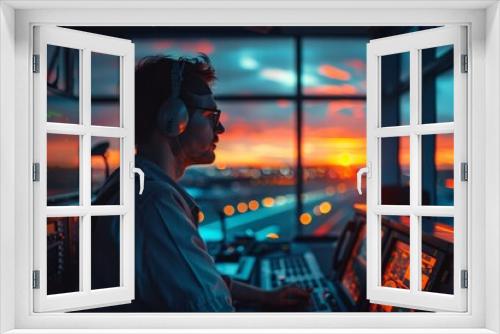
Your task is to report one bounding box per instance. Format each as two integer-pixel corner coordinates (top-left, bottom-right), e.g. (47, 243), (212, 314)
(92, 55), (311, 312)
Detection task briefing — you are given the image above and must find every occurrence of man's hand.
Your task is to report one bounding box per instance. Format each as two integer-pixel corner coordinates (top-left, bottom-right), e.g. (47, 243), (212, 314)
(260, 285), (312, 311)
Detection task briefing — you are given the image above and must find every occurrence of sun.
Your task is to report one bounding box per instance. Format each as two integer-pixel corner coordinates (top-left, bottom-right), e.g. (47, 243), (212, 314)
(339, 152), (352, 167)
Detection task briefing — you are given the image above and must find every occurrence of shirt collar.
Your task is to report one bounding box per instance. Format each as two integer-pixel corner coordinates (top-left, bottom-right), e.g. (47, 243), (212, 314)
(135, 156), (200, 216)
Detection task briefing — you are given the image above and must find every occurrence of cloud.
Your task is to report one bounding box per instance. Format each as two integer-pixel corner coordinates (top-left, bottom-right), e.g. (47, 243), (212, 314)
(318, 64), (351, 81)
(304, 84), (358, 95)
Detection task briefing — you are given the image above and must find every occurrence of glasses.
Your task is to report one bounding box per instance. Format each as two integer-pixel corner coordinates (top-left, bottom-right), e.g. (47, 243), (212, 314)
(188, 105), (222, 128)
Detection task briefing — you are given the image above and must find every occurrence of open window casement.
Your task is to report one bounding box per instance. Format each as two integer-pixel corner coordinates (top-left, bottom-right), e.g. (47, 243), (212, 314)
(361, 26), (467, 312)
(33, 26), (138, 312)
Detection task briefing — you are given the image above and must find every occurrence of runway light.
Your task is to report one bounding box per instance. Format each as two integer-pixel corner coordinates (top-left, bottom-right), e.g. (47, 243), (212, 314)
(248, 200), (259, 211)
(266, 233), (280, 240)
(223, 205), (235, 216)
(319, 201), (332, 214)
(313, 206), (321, 216)
(262, 197), (275, 207)
(198, 211), (205, 223)
(325, 186), (336, 196)
(237, 202), (248, 214)
(300, 213), (312, 225)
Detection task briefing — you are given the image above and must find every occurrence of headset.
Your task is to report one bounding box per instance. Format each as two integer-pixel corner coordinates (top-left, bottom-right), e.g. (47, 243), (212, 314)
(156, 59), (190, 137)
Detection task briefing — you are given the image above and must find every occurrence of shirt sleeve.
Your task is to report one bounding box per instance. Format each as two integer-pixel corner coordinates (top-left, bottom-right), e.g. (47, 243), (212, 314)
(136, 185), (234, 312)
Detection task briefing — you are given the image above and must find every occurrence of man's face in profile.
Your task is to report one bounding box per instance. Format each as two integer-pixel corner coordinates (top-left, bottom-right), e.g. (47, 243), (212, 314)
(178, 92), (225, 166)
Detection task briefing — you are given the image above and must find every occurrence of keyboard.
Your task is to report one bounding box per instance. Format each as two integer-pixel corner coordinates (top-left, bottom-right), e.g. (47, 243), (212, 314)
(260, 251), (338, 311)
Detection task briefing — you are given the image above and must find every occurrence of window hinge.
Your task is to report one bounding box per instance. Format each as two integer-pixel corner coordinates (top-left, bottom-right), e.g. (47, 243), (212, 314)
(33, 163), (40, 182)
(461, 269), (468, 289)
(461, 162), (468, 181)
(461, 54), (468, 73)
(32, 54), (40, 73)
(32, 270), (40, 289)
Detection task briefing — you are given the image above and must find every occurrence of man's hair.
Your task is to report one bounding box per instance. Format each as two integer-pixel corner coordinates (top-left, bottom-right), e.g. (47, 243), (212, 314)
(135, 54), (217, 145)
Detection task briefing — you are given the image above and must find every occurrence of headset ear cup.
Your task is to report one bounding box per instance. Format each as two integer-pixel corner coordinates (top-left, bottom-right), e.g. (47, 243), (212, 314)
(156, 59), (189, 137)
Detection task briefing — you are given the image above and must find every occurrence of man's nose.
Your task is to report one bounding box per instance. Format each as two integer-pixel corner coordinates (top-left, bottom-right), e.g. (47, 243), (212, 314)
(216, 122), (225, 134)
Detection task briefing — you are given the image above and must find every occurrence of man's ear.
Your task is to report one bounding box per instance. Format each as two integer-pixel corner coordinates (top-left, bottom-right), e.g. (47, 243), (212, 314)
(168, 135), (184, 157)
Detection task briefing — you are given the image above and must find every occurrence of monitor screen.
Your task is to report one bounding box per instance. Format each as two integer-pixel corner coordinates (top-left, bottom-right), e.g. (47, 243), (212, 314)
(422, 251), (438, 289)
(369, 235), (439, 312)
(382, 240), (411, 289)
(341, 257), (362, 304)
(340, 224), (366, 305)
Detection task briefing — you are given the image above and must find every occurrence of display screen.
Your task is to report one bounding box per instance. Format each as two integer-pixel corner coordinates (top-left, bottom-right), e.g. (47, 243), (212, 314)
(340, 225), (366, 304)
(382, 240), (411, 289)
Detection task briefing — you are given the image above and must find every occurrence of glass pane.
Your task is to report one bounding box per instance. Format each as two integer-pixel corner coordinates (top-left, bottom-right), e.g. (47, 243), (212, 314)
(183, 101), (297, 243)
(340, 224), (366, 306)
(91, 137), (121, 200)
(422, 134), (454, 206)
(381, 52), (410, 127)
(135, 38), (295, 95)
(302, 100), (366, 236)
(422, 216), (454, 294)
(47, 45), (80, 124)
(421, 45), (454, 124)
(302, 38), (368, 96)
(381, 137), (410, 205)
(91, 52), (120, 127)
(381, 216), (410, 290)
(47, 134), (80, 206)
(91, 215), (121, 289)
(382, 215), (410, 228)
(47, 217), (79, 295)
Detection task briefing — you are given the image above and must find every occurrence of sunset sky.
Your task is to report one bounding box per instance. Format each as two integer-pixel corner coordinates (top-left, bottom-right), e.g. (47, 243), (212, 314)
(47, 36), (454, 173)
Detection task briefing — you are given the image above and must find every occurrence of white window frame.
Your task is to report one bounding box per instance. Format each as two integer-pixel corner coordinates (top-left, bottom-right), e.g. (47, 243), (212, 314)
(0, 1), (499, 333)
(365, 26), (468, 312)
(32, 26), (136, 312)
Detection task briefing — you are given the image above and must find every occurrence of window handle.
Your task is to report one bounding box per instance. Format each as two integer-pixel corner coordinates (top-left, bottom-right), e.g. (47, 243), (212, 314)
(356, 163), (371, 195)
(130, 162), (145, 195)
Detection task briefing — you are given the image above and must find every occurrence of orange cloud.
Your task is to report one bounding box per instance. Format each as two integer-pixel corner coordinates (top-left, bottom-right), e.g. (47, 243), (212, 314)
(47, 135), (79, 168)
(304, 84), (358, 95)
(399, 137), (410, 168)
(91, 148), (120, 172)
(435, 135), (454, 170)
(318, 64), (351, 81)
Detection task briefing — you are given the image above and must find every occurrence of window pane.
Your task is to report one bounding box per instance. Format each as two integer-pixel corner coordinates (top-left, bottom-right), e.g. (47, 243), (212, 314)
(381, 52), (410, 127)
(91, 215), (121, 290)
(135, 38), (295, 95)
(47, 45), (80, 124)
(421, 45), (454, 124)
(47, 217), (79, 295)
(421, 216), (454, 294)
(182, 101), (297, 243)
(381, 137), (410, 205)
(91, 137), (121, 201)
(47, 134), (80, 206)
(302, 38), (368, 96)
(381, 216), (411, 290)
(91, 52), (120, 127)
(421, 134), (454, 206)
(302, 100), (366, 236)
